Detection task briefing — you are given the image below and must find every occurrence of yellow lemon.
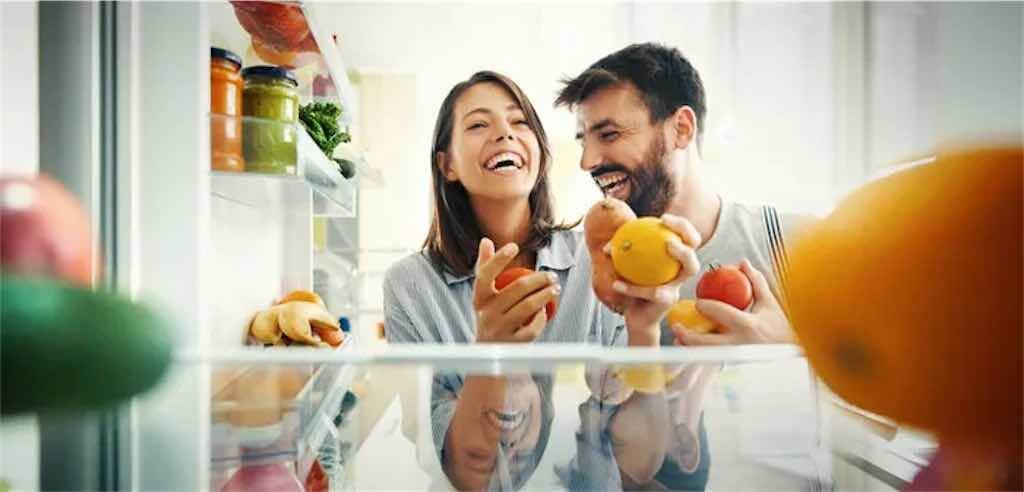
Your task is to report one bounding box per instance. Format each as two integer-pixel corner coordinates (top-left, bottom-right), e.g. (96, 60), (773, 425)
(610, 217), (681, 286)
(615, 364), (668, 393)
(667, 300), (716, 334)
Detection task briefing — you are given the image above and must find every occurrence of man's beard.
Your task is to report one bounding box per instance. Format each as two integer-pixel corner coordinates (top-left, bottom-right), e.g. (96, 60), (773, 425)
(626, 132), (675, 217)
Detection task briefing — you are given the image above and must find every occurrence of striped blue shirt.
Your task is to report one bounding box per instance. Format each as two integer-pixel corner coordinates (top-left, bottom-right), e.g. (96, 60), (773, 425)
(382, 229), (625, 489)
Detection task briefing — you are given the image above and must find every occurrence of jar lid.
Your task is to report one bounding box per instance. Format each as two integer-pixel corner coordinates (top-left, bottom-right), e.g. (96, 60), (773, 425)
(211, 47), (242, 70)
(242, 66), (299, 87)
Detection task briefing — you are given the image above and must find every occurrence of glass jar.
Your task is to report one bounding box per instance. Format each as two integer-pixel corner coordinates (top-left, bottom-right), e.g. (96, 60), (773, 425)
(242, 66), (299, 174)
(211, 47), (244, 172)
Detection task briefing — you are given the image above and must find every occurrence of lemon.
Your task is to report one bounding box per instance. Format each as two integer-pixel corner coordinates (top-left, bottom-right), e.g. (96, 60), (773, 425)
(610, 217), (681, 286)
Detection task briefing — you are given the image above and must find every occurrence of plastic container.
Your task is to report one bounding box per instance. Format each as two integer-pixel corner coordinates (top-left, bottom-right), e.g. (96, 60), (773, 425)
(242, 66), (299, 174)
(211, 47), (245, 172)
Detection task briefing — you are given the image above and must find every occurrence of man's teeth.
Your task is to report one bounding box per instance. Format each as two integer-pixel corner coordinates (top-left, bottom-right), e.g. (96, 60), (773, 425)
(596, 173), (628, 192)
(486, 152), (523, 170)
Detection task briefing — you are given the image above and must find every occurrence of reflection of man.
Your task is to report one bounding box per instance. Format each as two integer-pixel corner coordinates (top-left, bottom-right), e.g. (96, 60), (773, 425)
(556, 43), (807, 489)
(436, 372), (552, 490)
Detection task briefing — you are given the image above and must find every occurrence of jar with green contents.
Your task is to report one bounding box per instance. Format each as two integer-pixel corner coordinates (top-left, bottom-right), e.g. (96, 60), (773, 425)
(242, 66), (299, 174)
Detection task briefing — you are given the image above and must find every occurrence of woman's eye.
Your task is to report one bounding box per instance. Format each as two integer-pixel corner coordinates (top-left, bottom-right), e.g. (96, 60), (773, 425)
(467, 122), (486, 130)
(512, 119), (529, 126)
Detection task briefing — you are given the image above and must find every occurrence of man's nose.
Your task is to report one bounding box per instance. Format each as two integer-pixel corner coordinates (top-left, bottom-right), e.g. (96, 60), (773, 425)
(580, 144), (602, 171)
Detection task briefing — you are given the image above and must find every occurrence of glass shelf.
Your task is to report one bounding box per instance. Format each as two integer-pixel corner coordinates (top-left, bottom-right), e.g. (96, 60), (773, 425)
(210, 337), (357, 472)
(189, 344), (854, 491)
(210, 115), (356, 217)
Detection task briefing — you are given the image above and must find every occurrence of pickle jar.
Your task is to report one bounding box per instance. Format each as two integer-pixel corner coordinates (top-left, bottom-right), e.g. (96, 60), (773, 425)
(242, 66), (299, 174)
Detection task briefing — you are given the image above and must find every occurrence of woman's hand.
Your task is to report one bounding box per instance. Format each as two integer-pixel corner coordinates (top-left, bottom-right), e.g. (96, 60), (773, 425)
(472, 238), (560, 343)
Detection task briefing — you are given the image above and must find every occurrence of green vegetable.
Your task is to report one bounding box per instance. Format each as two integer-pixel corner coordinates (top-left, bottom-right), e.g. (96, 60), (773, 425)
(299, 102), (351, 160)
(334, 158), (357, 179)
(1, 274), (173, 415)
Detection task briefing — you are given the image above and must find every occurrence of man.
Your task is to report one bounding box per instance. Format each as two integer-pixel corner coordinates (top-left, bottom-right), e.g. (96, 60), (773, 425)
(556, 43), (806, 490)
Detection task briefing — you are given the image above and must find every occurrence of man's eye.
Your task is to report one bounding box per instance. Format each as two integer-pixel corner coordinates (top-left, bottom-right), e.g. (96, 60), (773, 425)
(600, 131), (619, 141)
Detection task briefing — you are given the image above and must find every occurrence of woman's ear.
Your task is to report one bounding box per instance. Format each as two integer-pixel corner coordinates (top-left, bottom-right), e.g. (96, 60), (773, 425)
(669, 106), (697, 151)
(436, 151), (458, 182)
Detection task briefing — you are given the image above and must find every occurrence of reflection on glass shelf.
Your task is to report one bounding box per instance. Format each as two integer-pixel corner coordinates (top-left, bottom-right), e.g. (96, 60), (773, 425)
(210, 338), (356, 476)
(210, 115), (356, 217)
(194, 348), (841, 491)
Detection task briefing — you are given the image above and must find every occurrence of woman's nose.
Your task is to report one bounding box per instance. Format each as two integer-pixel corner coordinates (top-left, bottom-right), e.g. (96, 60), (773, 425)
(494, 122), (514, 142)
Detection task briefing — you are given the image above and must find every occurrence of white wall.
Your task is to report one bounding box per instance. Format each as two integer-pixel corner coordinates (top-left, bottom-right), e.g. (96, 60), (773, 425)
(1, 1), (40, 176)
(0, 3), (40, 491)
(317, 1), (1022, 255)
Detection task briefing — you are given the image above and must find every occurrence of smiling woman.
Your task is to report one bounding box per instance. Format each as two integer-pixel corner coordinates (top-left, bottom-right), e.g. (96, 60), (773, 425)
(379, 70), (625, 490)
(424, 70), (570, 278)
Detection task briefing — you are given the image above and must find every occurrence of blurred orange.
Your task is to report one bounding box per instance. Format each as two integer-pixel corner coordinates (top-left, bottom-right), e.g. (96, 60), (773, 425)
(786, 147), (1022, 445)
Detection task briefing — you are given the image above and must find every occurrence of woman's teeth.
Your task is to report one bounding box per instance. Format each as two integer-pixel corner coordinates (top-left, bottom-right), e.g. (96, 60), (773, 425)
(485, 152), (524, 173)
(488, 409), (527, 431)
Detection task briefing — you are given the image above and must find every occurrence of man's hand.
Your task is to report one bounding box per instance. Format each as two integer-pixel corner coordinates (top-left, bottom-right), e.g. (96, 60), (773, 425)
(608, 214), (701, 346)
(676, 259), (795, 345)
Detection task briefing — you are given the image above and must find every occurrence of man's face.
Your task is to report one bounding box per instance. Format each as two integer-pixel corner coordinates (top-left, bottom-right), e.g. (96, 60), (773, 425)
(575, 83), (676, 217)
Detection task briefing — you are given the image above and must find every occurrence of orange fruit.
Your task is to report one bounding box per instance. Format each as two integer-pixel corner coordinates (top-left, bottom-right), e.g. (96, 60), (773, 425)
(610, 217), (681, 286)
(786, 147), (1022, 444)
(667, 300), (716, 334)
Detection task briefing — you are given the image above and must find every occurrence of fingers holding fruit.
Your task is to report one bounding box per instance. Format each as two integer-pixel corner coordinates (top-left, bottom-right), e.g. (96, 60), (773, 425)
(494, 268), (560, 318)
(603, 214), (700, 306)
(472, 239), (518, 308)
(675, 259), (792, 346)
(475, 266), (559, 344)
(667, 300), (716, 335)
(738, 259), (779, 309)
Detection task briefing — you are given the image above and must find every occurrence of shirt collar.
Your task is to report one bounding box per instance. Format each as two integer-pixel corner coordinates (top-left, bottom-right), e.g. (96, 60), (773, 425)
(440, 231), (576, 285)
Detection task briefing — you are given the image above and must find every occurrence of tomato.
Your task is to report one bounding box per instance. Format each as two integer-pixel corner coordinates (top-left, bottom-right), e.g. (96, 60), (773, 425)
(494, 267), (558, 321)
(696, 264), (753, 310)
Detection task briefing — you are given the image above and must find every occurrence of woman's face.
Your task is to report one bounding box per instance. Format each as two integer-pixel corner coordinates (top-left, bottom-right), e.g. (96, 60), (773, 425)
(441, 82), (543, 202)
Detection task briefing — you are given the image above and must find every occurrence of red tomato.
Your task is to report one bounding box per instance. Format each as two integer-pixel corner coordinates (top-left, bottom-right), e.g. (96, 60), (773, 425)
(494, 267), (558, 321)
(696, 264), (753, 310)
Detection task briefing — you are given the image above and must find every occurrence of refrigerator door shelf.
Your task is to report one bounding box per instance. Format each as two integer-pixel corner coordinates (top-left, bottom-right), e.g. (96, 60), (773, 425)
(210, 115), (356, 218)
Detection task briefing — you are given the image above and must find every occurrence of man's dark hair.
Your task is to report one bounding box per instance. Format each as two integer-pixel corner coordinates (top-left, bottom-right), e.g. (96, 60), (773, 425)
(555, 42), (707, 148)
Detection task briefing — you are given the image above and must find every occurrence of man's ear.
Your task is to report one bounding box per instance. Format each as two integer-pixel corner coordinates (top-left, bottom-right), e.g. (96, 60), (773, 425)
(436, 151), (458, 182)
(669, 106), (698, 151)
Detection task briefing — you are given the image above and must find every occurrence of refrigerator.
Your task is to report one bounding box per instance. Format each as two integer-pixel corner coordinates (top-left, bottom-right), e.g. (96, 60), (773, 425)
(23, 2), (942, 490)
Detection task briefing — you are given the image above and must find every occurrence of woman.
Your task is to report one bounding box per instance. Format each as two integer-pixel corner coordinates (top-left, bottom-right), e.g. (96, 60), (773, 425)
(382, 71), (624, 490)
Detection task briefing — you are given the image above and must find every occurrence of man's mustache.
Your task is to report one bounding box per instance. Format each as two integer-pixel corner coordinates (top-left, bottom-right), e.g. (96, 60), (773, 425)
(589, 163), (631, 179)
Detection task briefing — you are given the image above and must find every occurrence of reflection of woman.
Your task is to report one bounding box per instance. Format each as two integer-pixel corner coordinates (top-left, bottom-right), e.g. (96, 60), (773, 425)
(382, 71), (623, 490)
